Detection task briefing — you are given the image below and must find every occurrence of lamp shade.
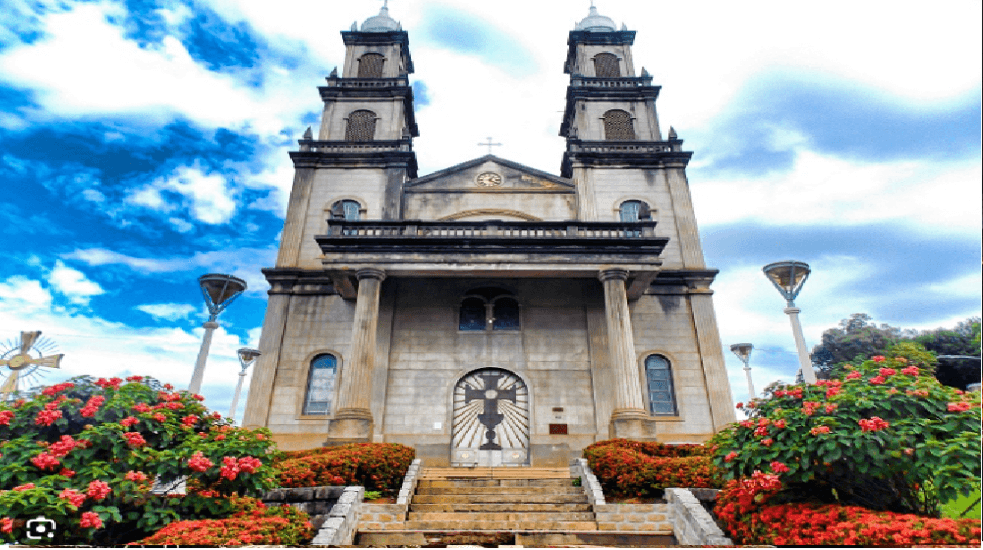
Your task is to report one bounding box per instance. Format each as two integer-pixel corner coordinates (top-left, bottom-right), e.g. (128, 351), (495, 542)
(762, 261), (810, 302)
(730, 343), (753, 363)
(198, 274), (247, 319)
(237, 348), (262, 366)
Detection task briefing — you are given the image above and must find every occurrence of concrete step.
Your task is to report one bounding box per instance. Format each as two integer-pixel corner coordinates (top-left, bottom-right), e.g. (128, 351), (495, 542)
(403, 519), (599, 531)
(412, 493), (588, 505)
(416, 485), (582, 496)
(420, 467), (571, 480)
(417, 478), (575, 488)
(408, 511), (595, 522)
(410, 502), (592, 513)
(356, 530), (678, 547)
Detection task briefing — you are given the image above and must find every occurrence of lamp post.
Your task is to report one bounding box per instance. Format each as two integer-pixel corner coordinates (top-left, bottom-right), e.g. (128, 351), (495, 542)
(189, 274), (247, 394)
(763, 261), (816, 384)
(230, 348), (261, 421)
(730, 343), (755, 398)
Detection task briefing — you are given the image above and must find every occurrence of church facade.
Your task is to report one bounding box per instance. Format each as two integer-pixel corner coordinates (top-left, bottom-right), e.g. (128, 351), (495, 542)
(243, 5), (735, 467)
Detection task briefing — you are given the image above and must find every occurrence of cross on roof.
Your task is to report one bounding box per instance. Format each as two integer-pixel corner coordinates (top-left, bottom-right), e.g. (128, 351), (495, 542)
(478, 137), (502, 155)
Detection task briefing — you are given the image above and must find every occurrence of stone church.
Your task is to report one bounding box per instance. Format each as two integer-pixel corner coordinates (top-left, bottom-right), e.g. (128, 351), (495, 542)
(243, 5), (735, 466)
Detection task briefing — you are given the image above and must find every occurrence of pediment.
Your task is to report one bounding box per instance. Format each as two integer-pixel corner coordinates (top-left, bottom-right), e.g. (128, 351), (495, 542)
(406, 155), (574, 193)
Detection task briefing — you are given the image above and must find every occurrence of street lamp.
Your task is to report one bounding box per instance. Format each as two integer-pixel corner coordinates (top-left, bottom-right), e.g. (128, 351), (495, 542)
(763, 261), (816, 384)
(189, 274), (247, 394)
(230, 348), (261, 421)
(730, 343), (755, 398)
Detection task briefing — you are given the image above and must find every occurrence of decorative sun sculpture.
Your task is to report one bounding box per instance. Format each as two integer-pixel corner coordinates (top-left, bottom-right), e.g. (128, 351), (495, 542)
(0, 331), (64, 399)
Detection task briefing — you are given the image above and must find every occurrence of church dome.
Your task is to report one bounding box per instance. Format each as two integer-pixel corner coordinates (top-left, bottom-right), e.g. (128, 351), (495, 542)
(361, 6), (401, 32)
(575, 6), (617, 32)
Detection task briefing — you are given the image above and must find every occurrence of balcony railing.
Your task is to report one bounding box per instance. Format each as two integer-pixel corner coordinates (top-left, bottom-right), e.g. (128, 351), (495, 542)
(323, 77), (409, 88)
(323, 220), (658, 239)
(570, 76), (653, 88)
(567, 141), (678, 154)
(297, 140), (412, 153)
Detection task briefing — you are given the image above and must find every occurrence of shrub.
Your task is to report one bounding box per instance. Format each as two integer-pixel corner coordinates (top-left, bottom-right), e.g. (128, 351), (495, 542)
(0, 376), (277, 546)
(274, 442), (414, 495)
(583, 439), (721, 498)
(132, 496), (314, 546)
(715, 471), (982, 546)
(710, 350), (982, 516)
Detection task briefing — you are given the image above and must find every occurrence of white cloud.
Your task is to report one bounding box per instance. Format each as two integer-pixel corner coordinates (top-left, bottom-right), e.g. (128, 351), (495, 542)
(693, 152), (982, 234)
(0, 276), (53, 309)
(48, 261), (105, 305)
(135, 303), (198, 321)
(64, 247), (276, 295)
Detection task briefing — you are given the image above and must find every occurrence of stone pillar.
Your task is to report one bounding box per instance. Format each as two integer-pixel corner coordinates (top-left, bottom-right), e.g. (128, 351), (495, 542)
(663, 165), (706, 269)
(275, 167), (315, 268)
(598, 268), (650, 438)
(328, 268), (386, 442)
(242, 293), (291, 428)
(689, 284), (737, 430)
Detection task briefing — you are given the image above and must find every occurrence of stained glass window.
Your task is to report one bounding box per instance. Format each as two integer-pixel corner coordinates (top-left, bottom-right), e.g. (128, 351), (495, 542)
(346, 110), (377, 141)
(645, 355), (677, 415)
(492, 298), (520, 330)
(594, 53), (621, 78)
(459, 297), (486, 331)
(603, 110), (635, 140)
(303, 354), (337, 415)
(358, 54), (385, 78)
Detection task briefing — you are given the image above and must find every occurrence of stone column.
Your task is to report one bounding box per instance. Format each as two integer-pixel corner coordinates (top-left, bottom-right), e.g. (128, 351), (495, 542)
(242, 293), (291, 428)
(663, 165), (706, 269)
(598, 269), (650, 438)
(689, 284), (737, 430)
(328, 268), (386, 442)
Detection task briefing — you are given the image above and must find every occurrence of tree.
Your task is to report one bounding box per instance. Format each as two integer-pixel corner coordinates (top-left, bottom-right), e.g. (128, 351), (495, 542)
(810, 314), (914, 378)
(915, 317), (982, 390)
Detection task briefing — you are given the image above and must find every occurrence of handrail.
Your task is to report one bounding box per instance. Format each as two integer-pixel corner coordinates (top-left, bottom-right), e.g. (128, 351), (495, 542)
(323, 220), (658, 239)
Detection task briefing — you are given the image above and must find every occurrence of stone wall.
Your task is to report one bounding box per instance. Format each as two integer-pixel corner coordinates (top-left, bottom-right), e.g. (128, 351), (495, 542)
(665, 487), (732, 546)
(594, 503), (672, 533)
(262, 486), (363, 547)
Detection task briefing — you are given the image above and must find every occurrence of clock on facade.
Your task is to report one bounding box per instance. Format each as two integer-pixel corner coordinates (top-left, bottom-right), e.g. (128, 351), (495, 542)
(475, 172), (503, 187)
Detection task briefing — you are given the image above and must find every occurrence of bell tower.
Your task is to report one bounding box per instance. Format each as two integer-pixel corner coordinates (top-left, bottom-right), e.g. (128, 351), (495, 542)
(273, 4), (419, 273)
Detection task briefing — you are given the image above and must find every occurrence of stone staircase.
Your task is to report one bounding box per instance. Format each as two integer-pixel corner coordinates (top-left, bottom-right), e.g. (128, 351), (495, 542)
(355, 466), (680, 546)
(405, 467), (596, 531)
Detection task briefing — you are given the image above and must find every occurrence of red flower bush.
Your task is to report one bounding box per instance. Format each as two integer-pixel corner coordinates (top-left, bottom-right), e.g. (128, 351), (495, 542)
(583, 439), (720, 498)
(0, 375), (277, 546)
(716, 472), (982, 546)
(274, 442), (415, 495)
(132, 497), (314, 546)
(712, 348), (981, 516)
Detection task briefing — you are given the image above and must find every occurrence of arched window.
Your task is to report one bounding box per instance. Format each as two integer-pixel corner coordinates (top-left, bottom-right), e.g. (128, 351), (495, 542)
(492, 297), (520, 330)
(303, 354), (338, 415)
(603, 110), (635, 140)
(459, 288), (520, 331)
(459, 297), (486, 331)
(645, 355), (677, 415)
(345, 110), (377, 141)
(331, 200), (362, 220)
(593, 53), (621, 78)
(619, 200), (651, 222)
(357, 53), (385, 78)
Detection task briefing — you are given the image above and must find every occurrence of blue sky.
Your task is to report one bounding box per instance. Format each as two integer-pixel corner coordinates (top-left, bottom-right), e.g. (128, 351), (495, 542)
(1, 0), (980, 421)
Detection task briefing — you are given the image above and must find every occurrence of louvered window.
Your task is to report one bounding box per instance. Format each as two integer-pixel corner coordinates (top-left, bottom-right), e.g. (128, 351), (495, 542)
(603, 110), (635, 140)
(358, 54), (385, 78)
(303, 354), (337, 415)
(619, 200), (651, 222)
(346, 110), (377, 141)
(645, 355), (677, 415)
(594, 53), (621, 77)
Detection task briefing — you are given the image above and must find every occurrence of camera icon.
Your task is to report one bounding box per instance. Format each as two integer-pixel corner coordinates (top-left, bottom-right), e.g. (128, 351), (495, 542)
(25, 516), (57, 540)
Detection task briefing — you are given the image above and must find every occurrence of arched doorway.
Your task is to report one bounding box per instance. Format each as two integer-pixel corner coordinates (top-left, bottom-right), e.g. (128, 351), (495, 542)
(451, 368), (529, 466)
